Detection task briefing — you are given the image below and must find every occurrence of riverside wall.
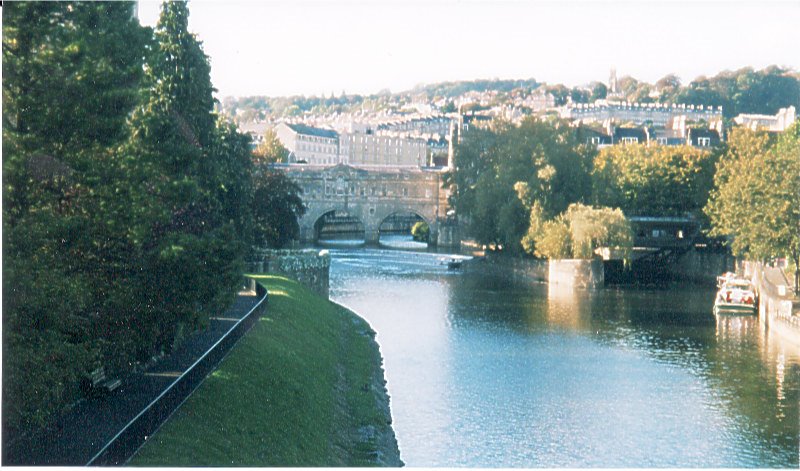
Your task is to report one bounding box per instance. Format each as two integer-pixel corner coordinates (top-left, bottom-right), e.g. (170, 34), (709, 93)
(248, 249), (331, 298)
(668, 250), (736, 284)
(466, 249), (736, 289)
(465, 253), (548, 284)
(743, 261), (800, 347)
(465, 254), (605, 289)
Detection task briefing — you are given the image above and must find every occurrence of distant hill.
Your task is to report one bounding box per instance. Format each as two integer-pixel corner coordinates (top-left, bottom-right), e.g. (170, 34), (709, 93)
(221, 66), (800, 122)
(408, 78), (541, 98)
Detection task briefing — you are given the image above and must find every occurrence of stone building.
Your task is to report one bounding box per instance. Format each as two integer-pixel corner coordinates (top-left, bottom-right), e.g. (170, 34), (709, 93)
(275, 122), (340, 165)
(376, 116), (453, 136)
(734, 106), (796, 132)
(561, 102), (722, 127)
(338, 132), (428, 168)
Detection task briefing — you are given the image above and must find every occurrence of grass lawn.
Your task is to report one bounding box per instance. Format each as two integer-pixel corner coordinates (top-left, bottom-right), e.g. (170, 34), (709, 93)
(128, 275), (400, 466)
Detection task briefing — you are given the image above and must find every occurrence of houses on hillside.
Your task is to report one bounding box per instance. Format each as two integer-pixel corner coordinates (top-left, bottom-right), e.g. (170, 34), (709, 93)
(273, 119), (454, 168)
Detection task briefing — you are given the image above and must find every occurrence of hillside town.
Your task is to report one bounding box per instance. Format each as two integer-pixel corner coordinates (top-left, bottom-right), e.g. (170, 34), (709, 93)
(235, 70), (797, 169)
(5, 1), (800, 468)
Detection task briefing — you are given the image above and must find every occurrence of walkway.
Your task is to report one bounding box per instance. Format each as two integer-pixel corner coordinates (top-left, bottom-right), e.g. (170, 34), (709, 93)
(2, 292), (263, 466)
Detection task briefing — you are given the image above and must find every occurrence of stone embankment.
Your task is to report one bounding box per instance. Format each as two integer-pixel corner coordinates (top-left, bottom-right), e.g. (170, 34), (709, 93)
(463, 253), (604, 288)
(743, 261), (800, 346)
(248, 248), (330, 298)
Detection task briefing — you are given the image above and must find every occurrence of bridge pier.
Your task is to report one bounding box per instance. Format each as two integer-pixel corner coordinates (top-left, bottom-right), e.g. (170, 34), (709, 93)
(365, 228), (380, 245)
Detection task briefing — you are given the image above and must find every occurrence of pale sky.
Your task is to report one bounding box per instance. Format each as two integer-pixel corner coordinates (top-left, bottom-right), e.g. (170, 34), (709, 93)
(136, 0), (800, 99)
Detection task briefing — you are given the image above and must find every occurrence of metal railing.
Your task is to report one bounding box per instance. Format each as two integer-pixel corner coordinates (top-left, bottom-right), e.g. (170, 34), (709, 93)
(87, 283), (268, 466)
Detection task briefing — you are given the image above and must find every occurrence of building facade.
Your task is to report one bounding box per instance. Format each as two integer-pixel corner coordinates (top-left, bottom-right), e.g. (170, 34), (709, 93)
(275, 122), (340, 165)
(339, 132), (428, 168)
(561, 102), (723, 127)
(734, 106), (796, 132)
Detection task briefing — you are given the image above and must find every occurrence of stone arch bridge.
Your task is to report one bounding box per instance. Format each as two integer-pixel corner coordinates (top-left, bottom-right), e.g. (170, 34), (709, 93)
(273, 164), (456, 245)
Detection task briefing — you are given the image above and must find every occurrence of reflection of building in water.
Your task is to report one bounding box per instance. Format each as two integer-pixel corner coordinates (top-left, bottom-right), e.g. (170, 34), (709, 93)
(716, 313), (800, 412)
(545, 283), (592, 331)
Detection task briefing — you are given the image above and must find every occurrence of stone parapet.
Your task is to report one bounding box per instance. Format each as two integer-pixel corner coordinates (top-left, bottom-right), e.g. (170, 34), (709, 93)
(248, 249), (331, 298)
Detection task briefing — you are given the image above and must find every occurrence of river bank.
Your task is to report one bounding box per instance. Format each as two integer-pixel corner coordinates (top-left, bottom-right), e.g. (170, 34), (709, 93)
(129, 275), (402, 467)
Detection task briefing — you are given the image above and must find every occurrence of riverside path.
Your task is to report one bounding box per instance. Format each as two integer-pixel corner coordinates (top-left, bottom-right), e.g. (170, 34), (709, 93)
(2, 291), (265, 466)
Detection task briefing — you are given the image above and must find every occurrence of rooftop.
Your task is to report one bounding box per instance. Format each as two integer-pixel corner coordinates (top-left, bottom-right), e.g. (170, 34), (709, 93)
(284, 122), (339, 139)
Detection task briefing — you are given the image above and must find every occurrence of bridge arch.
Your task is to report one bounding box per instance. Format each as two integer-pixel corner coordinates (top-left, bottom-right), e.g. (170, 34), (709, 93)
(374, 207), (437, 245)
(312, 207), (366, 243)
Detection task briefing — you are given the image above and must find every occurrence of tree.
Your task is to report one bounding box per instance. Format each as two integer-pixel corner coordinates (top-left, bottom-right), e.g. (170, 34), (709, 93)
(2, 1), (150, 431)
(531, 218), (572, 259)
(524, 203), (632, 260)
(450, 117), (594, 252)
(590, 82), (608, 102)
(122, 0), (253, 355)
(251, 169), (306, 248)
(705, 124), (800, 292)
(592, 144), (718, 217)
(411, 221), (431, 242)
(253, 129), (290, 163)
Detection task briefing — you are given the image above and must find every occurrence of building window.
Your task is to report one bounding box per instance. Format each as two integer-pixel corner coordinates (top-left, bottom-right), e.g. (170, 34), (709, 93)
(621, 137), (638, 144)
(697, 137), (711, 147)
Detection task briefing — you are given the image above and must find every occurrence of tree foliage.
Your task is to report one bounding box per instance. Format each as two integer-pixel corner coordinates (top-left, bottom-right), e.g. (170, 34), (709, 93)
(451, 117), (595, 252)
(705, 124), (800, 291)
(592, 144), (718, 217)
(251, 168), (306, 249)
(2, 0), (150, 432)
(1, 0), (298, 434)
(672, 66), (800, 118)
(253, 129), (290, 163)
(411, 221), (431, 242)
(525, 204), (632, 260)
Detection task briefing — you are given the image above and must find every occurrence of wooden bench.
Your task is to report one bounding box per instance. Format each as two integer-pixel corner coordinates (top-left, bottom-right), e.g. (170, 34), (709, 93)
(81, 367), (121, 397)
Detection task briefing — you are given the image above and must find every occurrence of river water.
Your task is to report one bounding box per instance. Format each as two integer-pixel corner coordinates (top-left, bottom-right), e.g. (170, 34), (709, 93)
(327, 244), (800, 468)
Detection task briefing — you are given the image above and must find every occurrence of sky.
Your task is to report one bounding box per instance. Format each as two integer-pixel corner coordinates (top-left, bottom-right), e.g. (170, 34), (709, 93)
(136, 0), (800, 99)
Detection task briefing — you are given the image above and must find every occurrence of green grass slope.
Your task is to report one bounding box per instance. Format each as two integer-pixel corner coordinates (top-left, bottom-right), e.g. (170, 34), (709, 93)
(129, 275), (402, 467)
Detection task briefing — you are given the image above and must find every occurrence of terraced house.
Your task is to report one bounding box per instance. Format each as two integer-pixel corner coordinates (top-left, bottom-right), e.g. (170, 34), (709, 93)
(275, 122), (340, 165)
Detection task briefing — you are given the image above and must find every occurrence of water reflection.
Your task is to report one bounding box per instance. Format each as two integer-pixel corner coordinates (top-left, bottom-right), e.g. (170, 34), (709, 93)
(329, 248), (800, 467)
(546, 282), (592, 331)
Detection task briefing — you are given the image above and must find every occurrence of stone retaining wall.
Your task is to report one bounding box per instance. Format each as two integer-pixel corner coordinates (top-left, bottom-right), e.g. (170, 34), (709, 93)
(465, 254), (548, 284)
(743, 261), (800, 346)
(248, 249), (331, 298)
(465, 254), (605, 289)
(670, 250), (736, 284)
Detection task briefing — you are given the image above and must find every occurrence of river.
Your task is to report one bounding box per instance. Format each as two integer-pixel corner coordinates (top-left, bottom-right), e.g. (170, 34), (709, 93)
(327, 243), (800, 468)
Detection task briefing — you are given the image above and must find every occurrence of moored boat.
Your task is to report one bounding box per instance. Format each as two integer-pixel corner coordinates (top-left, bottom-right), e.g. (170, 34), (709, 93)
(714, 274), (757, 316)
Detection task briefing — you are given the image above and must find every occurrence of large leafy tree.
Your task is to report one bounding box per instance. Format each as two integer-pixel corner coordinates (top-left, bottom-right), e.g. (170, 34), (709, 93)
(526, 203), (632, 260)
(251, 168), (306, 249)
(592, 144), (718, 217)
(673, 66), (800, 118)
(2, 1), (150, 431)
(706, 124), (800, 291)
(253, 129), (290, 163)
(2, 0), (257, 434)
(451, 117), (594, 252)
(123, 0), (253, 354)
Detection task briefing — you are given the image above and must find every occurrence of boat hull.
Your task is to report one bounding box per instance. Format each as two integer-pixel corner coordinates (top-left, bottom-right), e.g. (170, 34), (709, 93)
(714, 302), (757, 316)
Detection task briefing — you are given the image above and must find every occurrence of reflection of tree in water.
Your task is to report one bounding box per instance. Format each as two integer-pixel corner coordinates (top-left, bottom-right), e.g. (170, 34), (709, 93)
(442, 268), (549, 333)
